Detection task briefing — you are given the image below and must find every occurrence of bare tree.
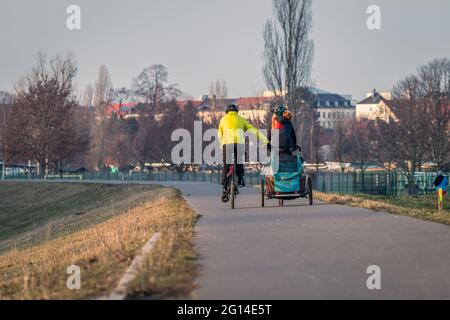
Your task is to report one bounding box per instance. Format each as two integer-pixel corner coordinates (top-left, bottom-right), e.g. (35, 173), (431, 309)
(93, 65), (113, 107)
(332, 121), (349, 173)
(0, 91), (14, 179)
(132, 64), (181, 107)
(263, 0), (314, 108)
(131, 120), (157, 173)
(113, 87), (134, 119)
(348, 119), (376, 192)
(51, 106), (91, 177)
(263, 0), (314, 165)
(82, 83), (94, 107)
(375, 59), (450, 193)
(372, 121), (396, 171)
(114, 87), (134, 106)
(417, 58), (450, 170)
(8, 53), (83, 177)
(310, 122), (322, 172)
(130, 99), (198, 173)
(294, 87), (316, 160)
(88, 66), (114, 171)
(209, 80), (229, 100)
(379, 76), (428, 194)
(0, 91), (14, 104)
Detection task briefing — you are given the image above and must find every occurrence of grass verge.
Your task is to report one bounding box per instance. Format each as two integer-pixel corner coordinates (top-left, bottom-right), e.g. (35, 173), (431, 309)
(0, 182), (198, 300)
(315, 192), (450, 226)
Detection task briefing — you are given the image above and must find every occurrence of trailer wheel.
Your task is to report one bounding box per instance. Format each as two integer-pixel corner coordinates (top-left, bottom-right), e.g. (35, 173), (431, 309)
(308, 177), (313, 206)
(260, 178), (265, 208)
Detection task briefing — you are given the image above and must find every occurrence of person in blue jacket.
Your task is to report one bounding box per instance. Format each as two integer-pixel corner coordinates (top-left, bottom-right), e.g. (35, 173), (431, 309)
(434, 171), (449, 197)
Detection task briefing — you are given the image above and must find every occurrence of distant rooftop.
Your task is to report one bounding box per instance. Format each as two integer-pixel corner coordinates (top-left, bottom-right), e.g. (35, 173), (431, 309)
(357, 90), (392, 105)
(309, 87), (353, 109)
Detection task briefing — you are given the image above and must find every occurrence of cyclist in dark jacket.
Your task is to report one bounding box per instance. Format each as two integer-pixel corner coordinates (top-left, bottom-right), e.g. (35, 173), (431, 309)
(265, 106), (302, 196)
(268, 106), (297, 151)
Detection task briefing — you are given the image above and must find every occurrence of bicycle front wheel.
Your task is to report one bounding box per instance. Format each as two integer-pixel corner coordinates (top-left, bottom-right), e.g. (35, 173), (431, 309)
(231, 178), (236, 210)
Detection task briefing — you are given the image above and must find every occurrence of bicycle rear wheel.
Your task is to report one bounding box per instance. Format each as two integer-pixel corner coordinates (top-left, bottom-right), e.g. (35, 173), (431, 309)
(231, 166), (236, 210)
(308, 177), (313, 206)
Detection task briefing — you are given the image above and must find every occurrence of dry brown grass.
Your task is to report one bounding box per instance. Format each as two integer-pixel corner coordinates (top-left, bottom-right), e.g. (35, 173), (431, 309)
(0, 187), (198, 300)
(315, 192), (450, 225)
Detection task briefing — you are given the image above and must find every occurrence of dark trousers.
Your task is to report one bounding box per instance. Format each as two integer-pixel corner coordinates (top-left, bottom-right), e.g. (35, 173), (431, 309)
(222, 144), (245, 187)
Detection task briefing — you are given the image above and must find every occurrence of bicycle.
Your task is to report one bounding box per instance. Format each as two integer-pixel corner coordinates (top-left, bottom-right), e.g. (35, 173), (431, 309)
(222, 147), (241, 209)
(227, 152), (240, 209)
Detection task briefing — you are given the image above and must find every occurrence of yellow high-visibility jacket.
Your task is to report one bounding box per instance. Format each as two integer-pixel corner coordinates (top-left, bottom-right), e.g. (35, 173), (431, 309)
(218, 111), (269, 146)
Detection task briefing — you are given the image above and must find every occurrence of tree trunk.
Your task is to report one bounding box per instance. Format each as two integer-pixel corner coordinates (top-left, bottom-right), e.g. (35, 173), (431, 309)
(140, 161), (145, 174)
(40, 162), (46, 179)
(361, 168), (366, 194)
(59, 161), (63, 179)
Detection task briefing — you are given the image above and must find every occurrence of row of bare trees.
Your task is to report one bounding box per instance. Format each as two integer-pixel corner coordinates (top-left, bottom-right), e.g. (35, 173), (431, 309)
(327, 59), (450, 193)
(0, 53), (202, 177)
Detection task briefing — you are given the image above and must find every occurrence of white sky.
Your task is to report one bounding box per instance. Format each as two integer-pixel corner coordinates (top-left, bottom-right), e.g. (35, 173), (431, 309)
(0, 0), (449, 100)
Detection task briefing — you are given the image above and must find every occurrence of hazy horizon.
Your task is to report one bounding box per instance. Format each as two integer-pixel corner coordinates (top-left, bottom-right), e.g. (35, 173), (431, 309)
(1, 0), (449, 101)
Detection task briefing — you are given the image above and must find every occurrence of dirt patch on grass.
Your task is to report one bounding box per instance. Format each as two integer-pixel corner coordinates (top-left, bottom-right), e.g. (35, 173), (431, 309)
(316, 192), (450, 226)
(0, 184), (198, 300)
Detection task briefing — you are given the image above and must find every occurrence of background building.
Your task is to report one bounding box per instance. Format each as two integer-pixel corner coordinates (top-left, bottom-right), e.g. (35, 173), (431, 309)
(310, 88), (355, 129)
(356, 89), (394, 122)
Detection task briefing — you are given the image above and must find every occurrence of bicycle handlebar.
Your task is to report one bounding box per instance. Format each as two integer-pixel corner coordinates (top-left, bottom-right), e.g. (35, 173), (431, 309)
(269, 145), (302, 153)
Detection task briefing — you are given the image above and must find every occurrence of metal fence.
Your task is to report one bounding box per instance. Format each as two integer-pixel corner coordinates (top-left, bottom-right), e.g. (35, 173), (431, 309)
(312, 171), (446, 196)
(2, 169), (447, 197)
(2, 170), (263, 186)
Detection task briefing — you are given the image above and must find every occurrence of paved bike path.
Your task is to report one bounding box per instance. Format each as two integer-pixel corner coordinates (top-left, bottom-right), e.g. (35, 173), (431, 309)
(162, 182), (450, 300)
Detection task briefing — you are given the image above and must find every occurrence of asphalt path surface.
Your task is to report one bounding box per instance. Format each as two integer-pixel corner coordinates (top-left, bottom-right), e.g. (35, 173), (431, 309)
(162, 182), (450, 300)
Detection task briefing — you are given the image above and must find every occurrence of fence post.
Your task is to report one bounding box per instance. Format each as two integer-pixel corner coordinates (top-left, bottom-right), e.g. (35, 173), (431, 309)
(338, 173), (342, 194)
(346, 173), (349, 194)
(394, 171), (398, 197)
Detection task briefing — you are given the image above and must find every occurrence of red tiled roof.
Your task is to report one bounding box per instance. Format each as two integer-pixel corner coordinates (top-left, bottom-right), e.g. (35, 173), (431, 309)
(236, 97), (272, 106)
(106, 103), (138, 117)
(176, 100), (203, 108)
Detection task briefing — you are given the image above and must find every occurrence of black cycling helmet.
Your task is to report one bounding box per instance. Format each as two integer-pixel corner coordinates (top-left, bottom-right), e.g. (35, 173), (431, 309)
(225, 104), (239, 114)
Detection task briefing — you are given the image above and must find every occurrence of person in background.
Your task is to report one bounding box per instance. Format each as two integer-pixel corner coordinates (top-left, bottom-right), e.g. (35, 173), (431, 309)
(434, 171), (448, 197)
(434, 171), (448, 212)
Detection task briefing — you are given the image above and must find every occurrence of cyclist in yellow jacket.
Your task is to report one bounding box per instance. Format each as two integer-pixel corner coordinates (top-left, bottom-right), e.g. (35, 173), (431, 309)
(218, 104), (269, 202)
